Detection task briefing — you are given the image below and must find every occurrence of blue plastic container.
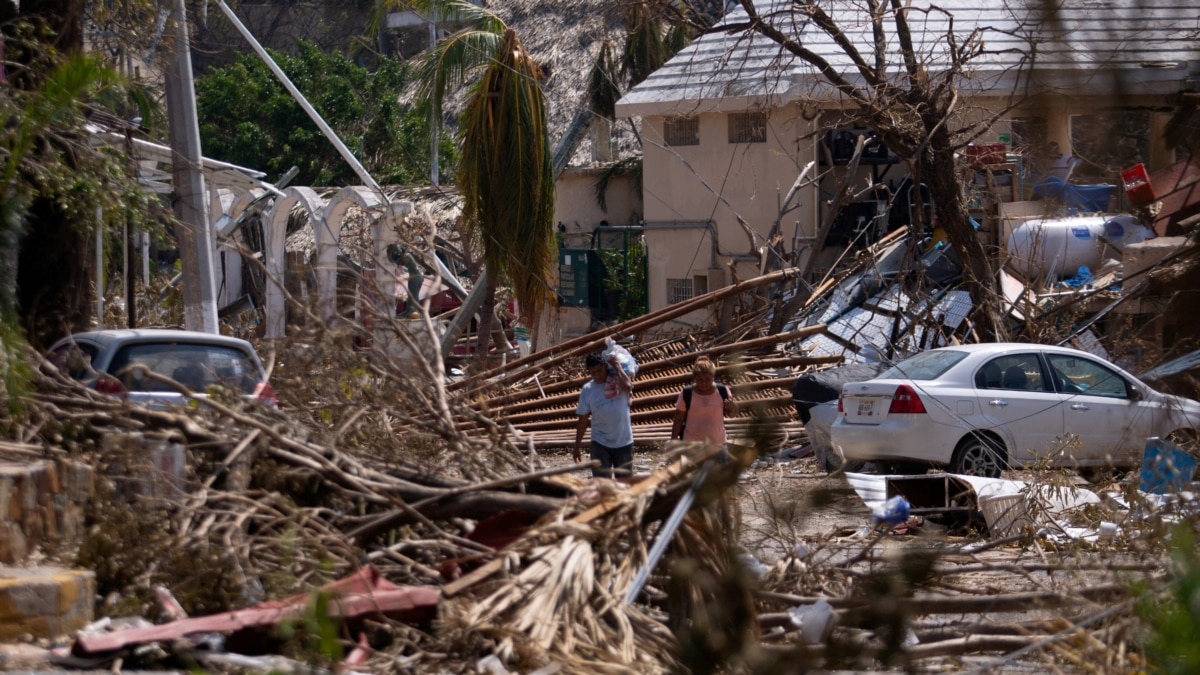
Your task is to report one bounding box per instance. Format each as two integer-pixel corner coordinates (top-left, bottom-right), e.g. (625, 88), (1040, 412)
(1139, 437), (1199, 494)
(1033, 177), (1116, 213)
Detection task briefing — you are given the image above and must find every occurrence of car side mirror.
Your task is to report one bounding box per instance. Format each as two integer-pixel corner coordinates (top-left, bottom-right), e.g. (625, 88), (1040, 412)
(1127, 387), (1141, 401)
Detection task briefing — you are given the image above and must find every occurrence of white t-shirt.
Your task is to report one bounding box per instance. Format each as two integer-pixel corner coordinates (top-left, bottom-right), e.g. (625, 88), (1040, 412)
(576, 380), (633, 448)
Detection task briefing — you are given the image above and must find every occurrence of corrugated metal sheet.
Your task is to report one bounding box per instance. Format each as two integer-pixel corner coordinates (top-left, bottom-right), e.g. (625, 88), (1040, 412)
(617, 0), (1198, 116)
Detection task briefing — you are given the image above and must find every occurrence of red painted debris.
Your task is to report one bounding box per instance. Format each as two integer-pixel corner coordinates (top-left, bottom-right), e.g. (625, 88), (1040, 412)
(73, 566), (437, 656)
(440, 509), (537, 581)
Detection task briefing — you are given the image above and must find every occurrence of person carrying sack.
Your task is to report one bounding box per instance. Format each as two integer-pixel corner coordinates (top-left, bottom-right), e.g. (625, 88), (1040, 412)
(671, 356), (738, 445)
(574, 351), (635, 479)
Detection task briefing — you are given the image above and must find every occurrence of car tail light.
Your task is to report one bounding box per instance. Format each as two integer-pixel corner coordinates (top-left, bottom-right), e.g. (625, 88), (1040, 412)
(888, 384), (926, 414)
(95, 376), (124, 396)
(837, 394), (844, 413)
(253, 382), (278, 409)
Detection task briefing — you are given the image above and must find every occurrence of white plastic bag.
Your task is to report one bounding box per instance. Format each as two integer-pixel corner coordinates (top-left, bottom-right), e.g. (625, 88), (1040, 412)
(787, 599), (836, 644)
(602, 337), (638, 377)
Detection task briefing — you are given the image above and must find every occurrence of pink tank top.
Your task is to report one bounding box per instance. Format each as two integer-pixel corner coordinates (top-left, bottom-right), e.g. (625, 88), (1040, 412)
(676, 388), (728, 444)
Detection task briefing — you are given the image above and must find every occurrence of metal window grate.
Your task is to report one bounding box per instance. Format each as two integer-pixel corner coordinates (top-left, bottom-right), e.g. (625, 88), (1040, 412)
(667, 278), (694, 304)
(728, 111), (767, 143)
(664, 116), (699, 146)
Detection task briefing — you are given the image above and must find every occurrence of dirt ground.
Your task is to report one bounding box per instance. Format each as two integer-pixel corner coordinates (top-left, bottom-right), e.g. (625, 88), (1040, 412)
(552, 445), (1151, 673)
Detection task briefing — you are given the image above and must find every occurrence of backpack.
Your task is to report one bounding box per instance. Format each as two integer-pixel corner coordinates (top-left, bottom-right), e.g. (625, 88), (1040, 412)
(678, 384), (729, 439)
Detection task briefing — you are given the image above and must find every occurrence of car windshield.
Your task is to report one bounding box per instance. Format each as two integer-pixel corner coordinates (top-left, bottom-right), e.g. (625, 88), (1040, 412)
(107, 342), (261, 394)
(878, 349), (968, 381)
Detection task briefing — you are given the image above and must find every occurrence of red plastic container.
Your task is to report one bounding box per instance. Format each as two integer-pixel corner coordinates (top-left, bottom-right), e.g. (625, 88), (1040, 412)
(1121, 163), (1156, 206)
(966, 143), (1007, 167)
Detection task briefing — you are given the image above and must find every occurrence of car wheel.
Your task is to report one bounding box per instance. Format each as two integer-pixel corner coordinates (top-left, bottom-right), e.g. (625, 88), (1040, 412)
(816, 446), (865, 474)
(950, 434), (1006, 478)
(882, 461), (929, 476)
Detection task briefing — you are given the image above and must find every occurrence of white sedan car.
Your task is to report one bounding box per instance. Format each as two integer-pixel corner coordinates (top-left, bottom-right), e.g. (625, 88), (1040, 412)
(831, 343), (1200, 477)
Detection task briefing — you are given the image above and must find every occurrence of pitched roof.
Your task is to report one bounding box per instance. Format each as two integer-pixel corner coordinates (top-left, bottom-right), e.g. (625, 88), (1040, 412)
(617, 0), (1200, 117)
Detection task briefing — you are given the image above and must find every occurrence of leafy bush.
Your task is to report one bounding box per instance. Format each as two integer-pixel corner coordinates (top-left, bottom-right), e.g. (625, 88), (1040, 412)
(196, 41), (455, 186)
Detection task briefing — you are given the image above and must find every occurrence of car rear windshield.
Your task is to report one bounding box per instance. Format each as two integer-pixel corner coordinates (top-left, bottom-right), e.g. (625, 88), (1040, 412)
(107, 342), (262, 393)
(878, 349), (968, 381)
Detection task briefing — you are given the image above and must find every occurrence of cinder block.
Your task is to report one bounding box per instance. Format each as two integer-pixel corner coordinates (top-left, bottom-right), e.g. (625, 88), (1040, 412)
(1123, 236), (1188, 291)
(0, 567), (94, 641)
(0, 461), (93, 565)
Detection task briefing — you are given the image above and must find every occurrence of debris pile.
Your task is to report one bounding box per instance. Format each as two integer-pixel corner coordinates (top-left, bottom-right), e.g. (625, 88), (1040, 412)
(4, 215), (1200, 671)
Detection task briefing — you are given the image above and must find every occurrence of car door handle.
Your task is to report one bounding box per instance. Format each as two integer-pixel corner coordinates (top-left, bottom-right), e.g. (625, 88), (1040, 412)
(988, 399), (1008, 407)
(1071, 403), (1090, 411)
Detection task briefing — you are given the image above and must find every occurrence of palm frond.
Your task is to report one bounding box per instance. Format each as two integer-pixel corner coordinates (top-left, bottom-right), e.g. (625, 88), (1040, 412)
(6, 53), (120, 187)
(414, 29), (504, 125)
(664, 19), (691, 56)
(406, 0), (505, 34)
(458, 28), (556, 322)
(621, 1), (667, 89)
(587, 39), (621, 121)
(594, 156), (643, 213)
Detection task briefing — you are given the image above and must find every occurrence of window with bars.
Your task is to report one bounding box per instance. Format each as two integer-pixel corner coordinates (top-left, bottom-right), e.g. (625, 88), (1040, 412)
(664, 116), (699, 146)
(1011, 117), (1047, 157)
(667, 278), (694, 304)
(728, 111), (767, 143)
(1069, 110), (1150, 180)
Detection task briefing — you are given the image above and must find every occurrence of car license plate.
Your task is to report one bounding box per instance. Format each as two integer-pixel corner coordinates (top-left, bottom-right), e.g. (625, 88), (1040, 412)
(856, 399), (874, 417)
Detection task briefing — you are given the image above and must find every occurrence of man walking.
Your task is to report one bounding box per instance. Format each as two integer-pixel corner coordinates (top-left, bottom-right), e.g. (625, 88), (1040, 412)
(573, 351), (634, 479)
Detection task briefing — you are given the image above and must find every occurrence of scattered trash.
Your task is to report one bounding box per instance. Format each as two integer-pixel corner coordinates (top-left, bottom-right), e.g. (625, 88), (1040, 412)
(478, 654), (511, 675)
(738, 552), (770, 580)
(1062, 265), (1094, 289)
(978, 493), (1034, 539)
(872, 495), (911, 526)
(69, 566), (438, 657)
(788, 599), (836, 644)
(1139, 437), (1198, 494)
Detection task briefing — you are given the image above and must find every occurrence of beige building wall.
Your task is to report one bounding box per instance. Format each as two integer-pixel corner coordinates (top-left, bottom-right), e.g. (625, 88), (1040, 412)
(619, 93), (1179, 331)
(544, 170), (644, 344)
(639, 105), (819, 325)
(554, 169), (643, 248)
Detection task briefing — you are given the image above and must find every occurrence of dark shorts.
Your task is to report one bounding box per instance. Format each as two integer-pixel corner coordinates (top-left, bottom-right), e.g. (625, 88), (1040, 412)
(590, 441), (634, 479)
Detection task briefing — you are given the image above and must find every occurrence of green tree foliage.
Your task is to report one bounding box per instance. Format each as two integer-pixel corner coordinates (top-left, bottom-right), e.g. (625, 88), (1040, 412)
(195, 41), (452, 186)
(0, 47), (157, 350)
(1140, 525), (1200, 674)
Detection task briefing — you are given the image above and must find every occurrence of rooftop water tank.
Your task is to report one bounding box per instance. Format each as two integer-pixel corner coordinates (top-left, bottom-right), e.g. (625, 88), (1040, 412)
(1005, 215), (1154, 280)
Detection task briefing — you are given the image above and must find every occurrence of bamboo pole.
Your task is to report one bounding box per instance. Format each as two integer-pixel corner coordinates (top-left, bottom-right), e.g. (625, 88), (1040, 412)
(453, 268), (804, 395)
(486, 353), (838, 417)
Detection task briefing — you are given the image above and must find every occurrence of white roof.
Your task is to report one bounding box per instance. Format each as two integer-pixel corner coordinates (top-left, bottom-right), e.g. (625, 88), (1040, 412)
(617, 0), (1200, 117)
(87, 125), (273, 194)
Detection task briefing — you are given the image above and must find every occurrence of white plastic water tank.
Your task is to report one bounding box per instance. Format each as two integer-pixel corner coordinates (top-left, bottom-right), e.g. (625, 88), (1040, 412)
(1005, 215), (1154, 280)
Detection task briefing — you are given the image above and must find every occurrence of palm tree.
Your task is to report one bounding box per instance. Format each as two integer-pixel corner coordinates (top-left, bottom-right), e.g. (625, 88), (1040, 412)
(410, 0), (556, 359)
(620, 1), (691, 90)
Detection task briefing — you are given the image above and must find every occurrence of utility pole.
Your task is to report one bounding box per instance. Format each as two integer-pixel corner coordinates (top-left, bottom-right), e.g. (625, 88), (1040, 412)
(123, 125), (138, 329)
(429, 21), (439, 187)
(165, 0), (218, 333)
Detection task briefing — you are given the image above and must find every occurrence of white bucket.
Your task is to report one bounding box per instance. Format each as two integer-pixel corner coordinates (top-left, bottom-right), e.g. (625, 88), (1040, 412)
(979, 494), (1034, 539)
